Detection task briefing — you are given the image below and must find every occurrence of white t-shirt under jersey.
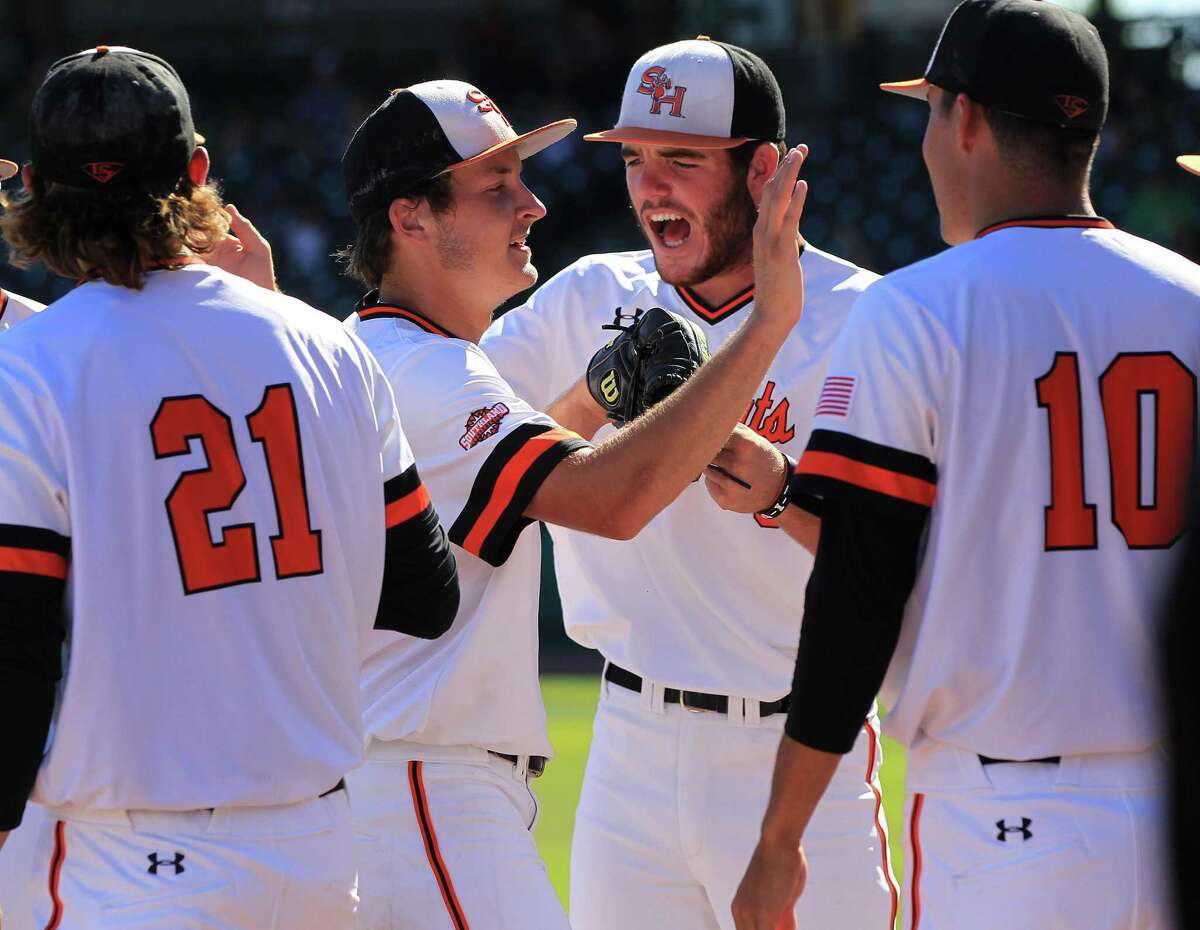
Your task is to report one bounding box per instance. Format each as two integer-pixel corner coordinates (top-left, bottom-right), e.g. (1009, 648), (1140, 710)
(796, 218), (1200, 758)
(0, 264), (413, 812)
(482, 247), (877, 699)
(0, 288), (45, 331)
(347, 303), (588, 758)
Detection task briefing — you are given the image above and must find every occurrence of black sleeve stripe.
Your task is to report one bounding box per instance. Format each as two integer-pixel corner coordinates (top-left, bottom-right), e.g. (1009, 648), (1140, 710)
(449, 423), (589, 567)
(384, 463), (423, 503)
(794, 473), (932, 522)
(0, 524), (70, 556)
(806, 430), (937, 484)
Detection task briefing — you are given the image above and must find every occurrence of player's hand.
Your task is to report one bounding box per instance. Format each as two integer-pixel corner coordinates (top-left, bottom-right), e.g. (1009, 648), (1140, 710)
(751, 145), (808, 330)
(208, 204), (278, 292)
(705, 424), (788, 513)
(731, 837), (807, 930)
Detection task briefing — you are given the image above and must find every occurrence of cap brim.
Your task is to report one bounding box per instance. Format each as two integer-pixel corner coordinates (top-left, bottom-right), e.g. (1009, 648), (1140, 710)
(583, 126), (748, 149)
(0, 159), (17, 182)
(442, 119), (577, 174)
(1178, 155), (1200, 177)
(880, 78), (930, 100)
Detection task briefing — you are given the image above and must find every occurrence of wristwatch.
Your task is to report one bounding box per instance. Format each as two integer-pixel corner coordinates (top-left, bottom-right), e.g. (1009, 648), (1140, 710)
(757, 453), (798, 520)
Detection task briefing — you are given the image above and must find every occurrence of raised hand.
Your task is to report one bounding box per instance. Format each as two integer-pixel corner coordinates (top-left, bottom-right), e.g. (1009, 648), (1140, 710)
(208, 204), (278, 292)
(751, 145), (809, 329)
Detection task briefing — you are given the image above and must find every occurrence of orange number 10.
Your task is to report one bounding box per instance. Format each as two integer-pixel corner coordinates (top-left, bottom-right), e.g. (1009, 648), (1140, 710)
(1035, 352), (1194, 551)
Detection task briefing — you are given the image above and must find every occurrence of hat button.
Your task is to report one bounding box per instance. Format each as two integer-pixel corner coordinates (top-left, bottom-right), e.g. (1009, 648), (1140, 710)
(695, 34), (711, 41)
(95, 45), (110, 54)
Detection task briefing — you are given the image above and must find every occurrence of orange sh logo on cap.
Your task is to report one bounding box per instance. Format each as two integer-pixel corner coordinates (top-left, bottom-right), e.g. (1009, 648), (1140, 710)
(637, 66), (687, 118)
(466, 88), (512, 128)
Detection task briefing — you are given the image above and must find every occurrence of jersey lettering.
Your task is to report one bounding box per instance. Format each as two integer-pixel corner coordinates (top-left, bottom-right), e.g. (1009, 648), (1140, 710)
(152, 385), (323, 594)
(1037, 351), (1195, 551)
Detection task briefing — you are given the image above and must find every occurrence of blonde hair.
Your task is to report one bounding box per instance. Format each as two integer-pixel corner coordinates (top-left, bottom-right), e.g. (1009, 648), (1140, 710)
(2, 172), (230, 289)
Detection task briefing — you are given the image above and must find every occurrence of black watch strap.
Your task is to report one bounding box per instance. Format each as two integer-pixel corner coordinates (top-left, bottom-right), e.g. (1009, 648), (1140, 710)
(757, 453), (798, 520)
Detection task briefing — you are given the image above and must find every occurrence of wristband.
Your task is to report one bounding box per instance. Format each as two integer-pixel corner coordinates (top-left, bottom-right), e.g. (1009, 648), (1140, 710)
(757, 452), (798, 520)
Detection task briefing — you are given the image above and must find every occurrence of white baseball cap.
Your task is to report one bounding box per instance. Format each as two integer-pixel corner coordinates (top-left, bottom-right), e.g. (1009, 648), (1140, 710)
(584, 36), (785, 149)
(343, 79), (576, 222)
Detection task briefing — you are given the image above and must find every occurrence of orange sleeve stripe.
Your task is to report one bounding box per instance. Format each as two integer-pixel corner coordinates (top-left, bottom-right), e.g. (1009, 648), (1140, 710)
(386, 483), (432, 528)
(461, 427), (579, 555)
(797, 450), (936, 507)
(0, 545), (68, 579)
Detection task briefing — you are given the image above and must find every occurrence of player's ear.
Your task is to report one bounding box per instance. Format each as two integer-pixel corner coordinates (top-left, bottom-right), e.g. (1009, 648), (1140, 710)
(955, 94), (986, 156)
(20, 162), (34, 190)
(745, 142), (782, 206)
(388, 197), (428, 240)
(187, 147), (210, 187)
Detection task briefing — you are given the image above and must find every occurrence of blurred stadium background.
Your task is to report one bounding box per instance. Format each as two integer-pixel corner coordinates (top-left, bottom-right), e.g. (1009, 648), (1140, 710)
(1, 0), (1197, 907)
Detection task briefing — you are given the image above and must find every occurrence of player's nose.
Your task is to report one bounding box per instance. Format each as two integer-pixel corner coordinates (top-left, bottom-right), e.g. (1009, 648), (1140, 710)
(516, 181), (547, 222)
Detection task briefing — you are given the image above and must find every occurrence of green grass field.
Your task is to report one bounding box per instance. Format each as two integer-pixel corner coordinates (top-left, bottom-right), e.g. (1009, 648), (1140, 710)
(536, 674), (907, 911)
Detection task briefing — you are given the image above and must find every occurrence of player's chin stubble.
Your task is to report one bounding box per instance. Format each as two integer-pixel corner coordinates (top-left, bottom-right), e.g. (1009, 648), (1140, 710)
(639, 177), (756, 287)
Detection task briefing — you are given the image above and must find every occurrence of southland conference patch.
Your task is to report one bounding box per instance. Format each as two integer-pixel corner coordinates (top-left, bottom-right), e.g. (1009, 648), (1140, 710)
(460, 403), (510, 450)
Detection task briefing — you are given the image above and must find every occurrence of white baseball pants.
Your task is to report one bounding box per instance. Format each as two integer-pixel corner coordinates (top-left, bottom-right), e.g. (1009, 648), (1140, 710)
(18, 790), (355, 929)
(347, 740), (569, 930)
(901, 741), (1172, 930)
(0, 801), (49, 930)
(569, 675), (898, 930)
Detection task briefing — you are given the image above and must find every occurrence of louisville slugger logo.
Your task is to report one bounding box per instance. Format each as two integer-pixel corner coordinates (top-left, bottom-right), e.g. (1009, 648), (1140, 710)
(83, 161), (124, 183)
(1055, 95), (1089, 120)
(637, 66), (687, 118)
(460, 403), (509, 450)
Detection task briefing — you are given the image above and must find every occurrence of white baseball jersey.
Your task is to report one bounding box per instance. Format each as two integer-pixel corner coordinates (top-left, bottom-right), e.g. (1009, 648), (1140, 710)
(0, 288), (45, 331)
(346, 302), (589, 757)
(796, 217), (1200, 758)
(0, 263), (417, 812)
(481, 247), (878, 698)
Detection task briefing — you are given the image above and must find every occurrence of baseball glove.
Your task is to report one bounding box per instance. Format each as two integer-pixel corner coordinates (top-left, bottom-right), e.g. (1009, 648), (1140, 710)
(586, 307), (710, 424)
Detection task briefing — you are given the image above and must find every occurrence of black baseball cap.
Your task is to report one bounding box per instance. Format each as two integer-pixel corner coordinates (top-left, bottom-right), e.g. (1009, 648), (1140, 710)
(584, 36), (784, 149)
(882, 0), (1109, 132)
(31, 45), (198, 191)
(342, 80), (575, 224)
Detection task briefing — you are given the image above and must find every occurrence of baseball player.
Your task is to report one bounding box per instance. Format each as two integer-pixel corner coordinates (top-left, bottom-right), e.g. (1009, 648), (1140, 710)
(0, 46), (459, 929)
(480, 38), (896, 930)
(731, 3), (1199, 929)
(338, 79), (807, 929)
(0, 158), (46, 334)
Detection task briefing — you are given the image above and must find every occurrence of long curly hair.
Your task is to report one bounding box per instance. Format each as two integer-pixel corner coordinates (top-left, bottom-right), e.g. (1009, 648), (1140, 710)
(1, 171), (230, 289)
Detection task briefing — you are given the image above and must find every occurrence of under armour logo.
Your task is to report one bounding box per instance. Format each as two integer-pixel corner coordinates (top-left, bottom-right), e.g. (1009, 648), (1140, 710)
(147, 852), (186, 875)
(996, 818), (1032, 842)
(602, 306), (644, 335)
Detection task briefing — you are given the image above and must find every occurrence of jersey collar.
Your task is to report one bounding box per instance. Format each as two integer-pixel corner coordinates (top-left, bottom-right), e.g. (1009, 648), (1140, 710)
(674, 283), (756, 325)
(975, 215), (1115, 239)
(354, 290), (458, 339)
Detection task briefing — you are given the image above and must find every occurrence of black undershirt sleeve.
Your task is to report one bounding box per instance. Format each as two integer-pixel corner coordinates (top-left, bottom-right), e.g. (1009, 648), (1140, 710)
(784, 495), (927, 753)
(376, 501), (460, 640)
(0, 574), (66, 831)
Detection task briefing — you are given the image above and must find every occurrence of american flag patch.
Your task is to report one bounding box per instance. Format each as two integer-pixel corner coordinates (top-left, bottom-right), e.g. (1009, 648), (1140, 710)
(815, 375), (855, 417)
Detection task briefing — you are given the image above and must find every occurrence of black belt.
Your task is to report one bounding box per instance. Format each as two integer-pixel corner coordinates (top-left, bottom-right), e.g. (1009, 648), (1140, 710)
(605, 662), (791, 717)
(490, 752), (547, 778)
(319, 778), (347, 797)
(978, 755), (1061, 766)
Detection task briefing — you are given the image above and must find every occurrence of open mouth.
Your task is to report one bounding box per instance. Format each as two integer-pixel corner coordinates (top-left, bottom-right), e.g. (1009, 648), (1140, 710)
(509, 234), (530, 253)
(647, 211), (692, 249)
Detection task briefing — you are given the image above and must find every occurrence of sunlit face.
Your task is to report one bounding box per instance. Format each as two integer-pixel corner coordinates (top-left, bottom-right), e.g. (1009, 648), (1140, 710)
(434, 149), (547, 301)
(621, 143), (755, 286)
(922, 86), (971, 245)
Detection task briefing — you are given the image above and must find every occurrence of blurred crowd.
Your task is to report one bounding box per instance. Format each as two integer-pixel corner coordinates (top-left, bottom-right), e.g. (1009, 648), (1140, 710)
(2, 3), (1199, 314)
